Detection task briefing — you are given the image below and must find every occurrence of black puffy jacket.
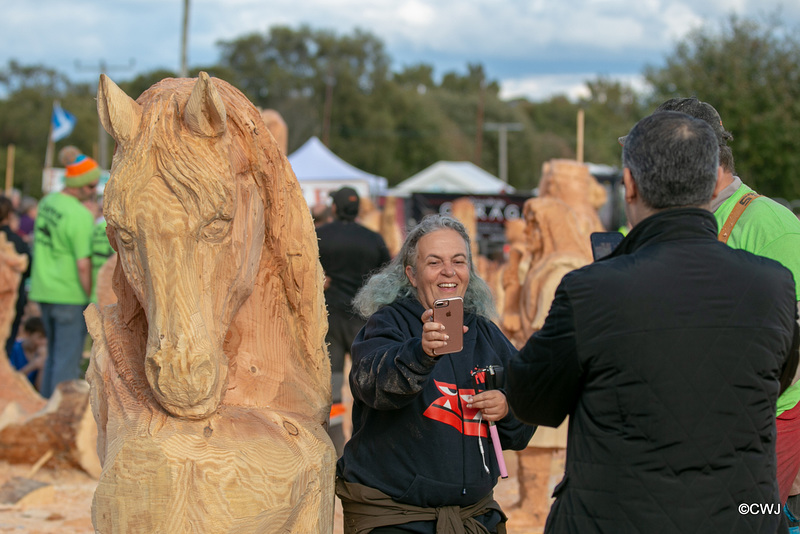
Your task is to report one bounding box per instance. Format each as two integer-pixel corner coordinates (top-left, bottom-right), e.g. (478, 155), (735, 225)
(508, 208), (798, 534)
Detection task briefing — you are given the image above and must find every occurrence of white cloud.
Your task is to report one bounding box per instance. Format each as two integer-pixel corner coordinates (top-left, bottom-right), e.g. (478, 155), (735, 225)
(1, 0), (798, 93)
(395, 0), (437, 27)
(499, 73), (650, 102)
(500, 74), (592, 102)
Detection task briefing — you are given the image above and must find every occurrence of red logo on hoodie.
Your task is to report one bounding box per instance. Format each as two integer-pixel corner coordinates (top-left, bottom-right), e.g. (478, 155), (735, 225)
(423, 379), (488, 437)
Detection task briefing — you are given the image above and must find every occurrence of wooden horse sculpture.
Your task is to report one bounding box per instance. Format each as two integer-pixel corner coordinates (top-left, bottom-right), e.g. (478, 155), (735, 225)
(85, 72), (334, 533)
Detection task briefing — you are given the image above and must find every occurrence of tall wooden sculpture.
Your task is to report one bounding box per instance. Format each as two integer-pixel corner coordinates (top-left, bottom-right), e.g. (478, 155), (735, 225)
(85, 72), (334, 533)
(538, 159), (607, 236)
(503, 160), (604, 529)
(501, 197), (591, 347)
(259, 108), (288, 155)
(0, 232), (41, 416)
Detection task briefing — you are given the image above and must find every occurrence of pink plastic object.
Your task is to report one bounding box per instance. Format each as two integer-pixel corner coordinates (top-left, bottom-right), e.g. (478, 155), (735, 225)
(489, 424), (508, 478)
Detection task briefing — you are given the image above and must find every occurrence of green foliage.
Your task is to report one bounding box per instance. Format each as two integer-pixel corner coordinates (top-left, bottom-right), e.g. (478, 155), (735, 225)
(645, 15), (800, 199)
(3, 17), (799, 202)
(0, 61), (102, 196)
(515, 79), (642, 189)
(580, 78), (645, 167)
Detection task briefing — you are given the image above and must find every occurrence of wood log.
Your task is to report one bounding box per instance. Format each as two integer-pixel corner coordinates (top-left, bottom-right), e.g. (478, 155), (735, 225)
(0, 380), (101, 478)
(379, 196), (404, 258)
(0, 476), (54, 507)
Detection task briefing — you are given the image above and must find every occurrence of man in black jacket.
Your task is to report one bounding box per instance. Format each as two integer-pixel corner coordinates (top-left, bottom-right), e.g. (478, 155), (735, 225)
(507, 111), (799, 533)
(316, 186), (391, 455)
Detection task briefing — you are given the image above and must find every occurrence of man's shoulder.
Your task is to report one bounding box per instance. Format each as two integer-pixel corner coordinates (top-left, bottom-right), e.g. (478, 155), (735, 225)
(41, 192), (92, 216)
(727, 188), (800, 260)
(319, 219), (384, 241)
(744, 194), (800, 229)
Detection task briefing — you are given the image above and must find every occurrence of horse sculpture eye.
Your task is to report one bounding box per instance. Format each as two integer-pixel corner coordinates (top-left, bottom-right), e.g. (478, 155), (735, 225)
(201, 219), (231, 242)
(117, 228), (135, 248)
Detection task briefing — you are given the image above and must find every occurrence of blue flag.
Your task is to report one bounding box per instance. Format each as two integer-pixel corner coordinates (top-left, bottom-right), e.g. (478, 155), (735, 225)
(51, 101), (77, 142)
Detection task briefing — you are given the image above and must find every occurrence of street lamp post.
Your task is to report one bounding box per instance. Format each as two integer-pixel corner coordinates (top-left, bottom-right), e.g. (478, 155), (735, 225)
(484, 122), (522, 183)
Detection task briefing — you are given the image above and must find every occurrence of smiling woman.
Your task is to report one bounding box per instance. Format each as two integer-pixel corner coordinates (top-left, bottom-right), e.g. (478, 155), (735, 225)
(337, 214), (536, 534)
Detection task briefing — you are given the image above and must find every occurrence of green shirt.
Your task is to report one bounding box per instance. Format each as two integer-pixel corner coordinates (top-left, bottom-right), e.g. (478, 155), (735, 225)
(29, 192), (94, 305)
(91, 218), (115, 303)
(715, 182), (800, 415)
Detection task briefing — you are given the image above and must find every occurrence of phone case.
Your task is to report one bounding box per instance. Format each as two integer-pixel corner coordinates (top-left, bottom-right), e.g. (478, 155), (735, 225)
(433, 297), (464, 354)
(590, 231), (624, 261)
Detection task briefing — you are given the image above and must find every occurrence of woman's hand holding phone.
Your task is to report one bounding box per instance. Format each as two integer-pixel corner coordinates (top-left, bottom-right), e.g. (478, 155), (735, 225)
(420, 305), (468, 358)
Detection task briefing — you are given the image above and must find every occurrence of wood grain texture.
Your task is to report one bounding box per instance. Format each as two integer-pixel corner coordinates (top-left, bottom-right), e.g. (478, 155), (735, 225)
(88, 72), (334, 533)
(95, 252), (118, 309)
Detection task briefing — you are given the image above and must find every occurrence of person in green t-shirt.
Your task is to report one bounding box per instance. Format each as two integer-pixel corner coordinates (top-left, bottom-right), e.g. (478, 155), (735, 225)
(645, 98), (800, 507)
(30, 147), (99, 398)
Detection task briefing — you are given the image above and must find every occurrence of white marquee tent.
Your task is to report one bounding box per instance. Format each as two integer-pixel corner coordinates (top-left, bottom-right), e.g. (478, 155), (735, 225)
(389, 161), (516, 196)
(288, 136), (388, 207)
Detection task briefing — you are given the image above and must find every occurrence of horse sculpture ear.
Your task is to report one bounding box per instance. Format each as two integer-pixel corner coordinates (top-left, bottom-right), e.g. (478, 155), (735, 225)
(184, 71), (227, 138)
(97, 74), (142, 146)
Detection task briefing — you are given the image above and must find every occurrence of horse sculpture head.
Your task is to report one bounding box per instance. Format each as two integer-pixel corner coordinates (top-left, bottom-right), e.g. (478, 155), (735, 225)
(96, 73), (329, 420)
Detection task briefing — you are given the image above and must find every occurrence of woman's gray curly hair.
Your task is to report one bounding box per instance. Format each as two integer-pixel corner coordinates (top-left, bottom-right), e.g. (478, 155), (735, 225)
(352, 214), (496, 319)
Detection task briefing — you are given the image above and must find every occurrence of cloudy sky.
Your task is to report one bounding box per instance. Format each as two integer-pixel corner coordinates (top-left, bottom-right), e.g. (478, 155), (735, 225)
(3, 0), (799, 101)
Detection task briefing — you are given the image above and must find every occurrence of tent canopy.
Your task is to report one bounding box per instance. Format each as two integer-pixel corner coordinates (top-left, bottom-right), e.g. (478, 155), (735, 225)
(288, 136), (387, 193)
(288, 136), (388, 208)
(389, 161), (515, 196)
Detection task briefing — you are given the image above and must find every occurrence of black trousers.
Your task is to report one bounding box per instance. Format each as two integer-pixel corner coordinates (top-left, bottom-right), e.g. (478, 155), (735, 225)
(325, 309), (364, 456)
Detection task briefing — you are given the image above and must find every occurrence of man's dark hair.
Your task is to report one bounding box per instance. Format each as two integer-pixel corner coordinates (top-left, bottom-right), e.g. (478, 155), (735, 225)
(622, 111), (719, 209)
(23, 316), (45, 336)
(0, 196), (12, 224)
(655, 97), (736, 175)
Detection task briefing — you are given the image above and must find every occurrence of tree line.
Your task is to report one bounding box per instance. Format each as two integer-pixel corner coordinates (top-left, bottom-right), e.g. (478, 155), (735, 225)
(1, 15), (799, 202)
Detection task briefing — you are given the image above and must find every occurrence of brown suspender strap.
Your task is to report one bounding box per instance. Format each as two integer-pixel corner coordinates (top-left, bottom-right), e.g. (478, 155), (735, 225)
(718, 192), (762, 244)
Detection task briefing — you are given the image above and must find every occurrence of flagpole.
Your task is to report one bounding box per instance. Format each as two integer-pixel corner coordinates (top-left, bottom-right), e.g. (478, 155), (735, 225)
(42, 100), (59, 194)
(4, 144), (14, 196)
(44, 100), (57, 170)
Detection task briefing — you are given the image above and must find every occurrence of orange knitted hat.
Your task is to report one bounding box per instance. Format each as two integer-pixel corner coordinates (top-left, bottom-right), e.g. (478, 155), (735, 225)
(65, 155), (100, 187)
